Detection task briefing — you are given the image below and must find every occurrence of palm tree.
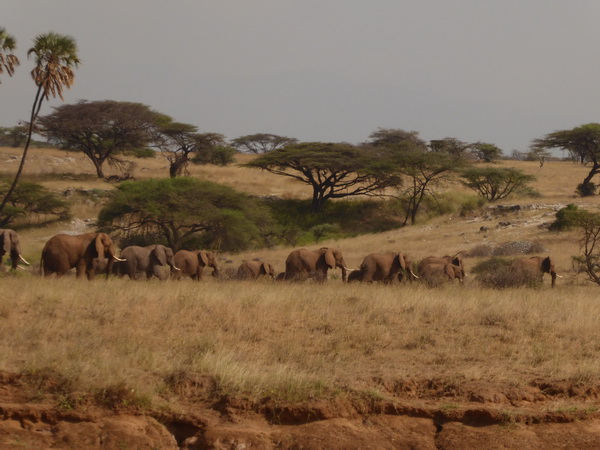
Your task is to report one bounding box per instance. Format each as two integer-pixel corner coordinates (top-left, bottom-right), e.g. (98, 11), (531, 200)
(0, 32), (80, 215)
(0, 26), (19, 81)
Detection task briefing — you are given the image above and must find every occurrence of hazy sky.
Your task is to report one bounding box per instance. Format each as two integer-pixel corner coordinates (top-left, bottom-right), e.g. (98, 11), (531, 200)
(3, 1), (600, 154)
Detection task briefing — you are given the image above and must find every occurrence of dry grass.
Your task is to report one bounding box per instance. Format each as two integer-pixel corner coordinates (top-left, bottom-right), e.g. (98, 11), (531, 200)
(3, 146), (600, 408)
(1, 276), (599, 406)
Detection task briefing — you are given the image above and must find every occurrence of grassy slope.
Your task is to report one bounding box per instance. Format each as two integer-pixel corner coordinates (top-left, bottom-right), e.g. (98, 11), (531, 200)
(1, 146), (600, 407)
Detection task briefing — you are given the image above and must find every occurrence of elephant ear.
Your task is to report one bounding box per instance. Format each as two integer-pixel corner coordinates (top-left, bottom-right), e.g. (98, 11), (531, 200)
(95, 234), (105, 259)
(541, 256), (552, 273)
(395, 253), (407, 270)
(261, 262), (270, 275)
(2, 231), (9, 254)
(154, 246), (167, 266)
(199, 250), (210, 266)
(324, 248), (336, 269)
(445, 264), (454, 277)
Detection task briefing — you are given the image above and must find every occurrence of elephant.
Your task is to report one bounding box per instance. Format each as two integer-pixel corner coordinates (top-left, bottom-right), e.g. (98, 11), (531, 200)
(41, 232), (124, 279)
(348, 252), (418, 283)
(419, 262), (464, 286)
(510, 256), (557, 287)
(237, 260), (276, 280)
(173, 249), (219, 280)
(116, 245), (179, 280)
(0, 229), (30, 271)
(418, 253), (465, 279)
(284, 247), (348, 281)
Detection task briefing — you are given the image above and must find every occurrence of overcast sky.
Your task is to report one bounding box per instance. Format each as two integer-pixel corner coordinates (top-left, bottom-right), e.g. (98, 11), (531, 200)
(3, 1), (600, 154)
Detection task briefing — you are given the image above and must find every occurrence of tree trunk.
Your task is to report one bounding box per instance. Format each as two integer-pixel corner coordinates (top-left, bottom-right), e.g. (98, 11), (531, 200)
(92, 159), (105, 178)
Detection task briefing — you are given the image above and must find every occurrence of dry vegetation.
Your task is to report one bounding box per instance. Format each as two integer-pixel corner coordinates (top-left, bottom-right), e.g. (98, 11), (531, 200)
(2, 145), (600, 446)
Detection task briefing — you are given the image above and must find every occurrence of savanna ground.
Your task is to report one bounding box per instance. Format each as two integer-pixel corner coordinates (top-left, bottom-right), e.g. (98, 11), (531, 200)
(1, 146), (600, 449)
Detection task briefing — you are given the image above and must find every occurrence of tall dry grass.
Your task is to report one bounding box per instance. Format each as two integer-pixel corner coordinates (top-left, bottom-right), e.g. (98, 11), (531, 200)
(1, 276), (599, 407)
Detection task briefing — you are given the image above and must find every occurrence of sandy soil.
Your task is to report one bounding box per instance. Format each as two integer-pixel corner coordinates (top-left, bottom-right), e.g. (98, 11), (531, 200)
(2, 370), (600, 449)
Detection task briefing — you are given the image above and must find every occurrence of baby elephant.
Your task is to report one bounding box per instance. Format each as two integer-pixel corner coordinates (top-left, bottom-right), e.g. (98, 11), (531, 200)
(419, 262), (464, 286)
(237, 260), (276, 280)
(117, 245), (179, 280)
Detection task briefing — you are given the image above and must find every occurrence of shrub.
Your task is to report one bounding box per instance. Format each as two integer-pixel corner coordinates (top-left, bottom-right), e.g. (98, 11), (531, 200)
(471, 257), (541, 289)
(550, 204), (584, 231)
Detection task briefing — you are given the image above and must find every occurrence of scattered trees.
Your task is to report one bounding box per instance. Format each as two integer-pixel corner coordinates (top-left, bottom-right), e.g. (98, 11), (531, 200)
(460, 167), (535, 202)
(244, 142), (401, 213)
(532, 123), (600, 196)
(0, 31), (80, 218)
(38, 100), (162, 178)
(230, 133), (297, 154)
(0, 125), (27, 147)
(98, 178), (273, 252)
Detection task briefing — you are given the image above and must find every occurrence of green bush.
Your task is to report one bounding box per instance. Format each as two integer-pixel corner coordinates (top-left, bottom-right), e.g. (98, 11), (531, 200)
(550, 204), (584, 231)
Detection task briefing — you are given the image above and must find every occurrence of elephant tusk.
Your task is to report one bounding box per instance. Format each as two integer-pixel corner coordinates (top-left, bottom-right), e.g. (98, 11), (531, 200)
(113, 255), (126, 262)
(17, 265), (29, 271)
(172, 266), (181, 271)
(409, 270), (419, 279)
(556, 274), (563, 278)
(18, 254), (31, 265)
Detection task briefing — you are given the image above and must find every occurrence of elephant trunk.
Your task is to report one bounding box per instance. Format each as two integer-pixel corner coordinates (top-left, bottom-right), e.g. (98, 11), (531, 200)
(550, 270), (557, 288)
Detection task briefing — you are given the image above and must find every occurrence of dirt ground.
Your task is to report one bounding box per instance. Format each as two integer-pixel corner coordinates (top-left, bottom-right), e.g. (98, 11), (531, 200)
(2, 371), (600, 449)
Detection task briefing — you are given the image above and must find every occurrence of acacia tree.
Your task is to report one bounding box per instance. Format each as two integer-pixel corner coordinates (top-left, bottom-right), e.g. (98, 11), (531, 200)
(97, 178), (273, 251)
(0, 32), (80, 216)
(392, 150), (467, 225)
(460, 167), (535, 202)
(230, 133), (297, 154)
(244, 142), (401, 213)
(0, 27), (19, 81)
(154, 120), (229, 177)
(571, 210), (600, 285)
(532, 123), (600, 196)
(0, 177), (70, 227)
(38, 100), (163, 178)
(365, 127), (428, 150)
(470, 142), (503, 162)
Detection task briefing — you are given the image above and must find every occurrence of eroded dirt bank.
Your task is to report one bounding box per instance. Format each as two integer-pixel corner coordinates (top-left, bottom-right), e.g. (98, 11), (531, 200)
(2, 371), (600, 449)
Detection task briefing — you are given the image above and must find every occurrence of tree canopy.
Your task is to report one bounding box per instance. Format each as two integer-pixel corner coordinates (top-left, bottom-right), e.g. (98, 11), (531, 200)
(97, 178), (273, 252)
(230, 133), (298, 154)
(532, 123), (600, 196)
(0, 27), (19, 81)
(365, 127), (428, 151)
(0, 177), (70, 227)
(460, 167), (535, 202)
(244, 142), (401, 213)
(38, 100), (163, 178)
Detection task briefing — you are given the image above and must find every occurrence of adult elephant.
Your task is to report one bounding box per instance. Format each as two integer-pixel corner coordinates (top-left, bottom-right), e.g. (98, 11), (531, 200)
(348, 252), (418, 283)
(41, 233), (123, 279)
(418, 253), (465, 279)
(117, 245), (179, 280)
(419, 262), (464, 286)
(173, 249), (219, 280)
(510, 256), (558, 287)
(284, 247), (348, 281)
(0, 229), (30, 271)
(237, 260), (276, 280)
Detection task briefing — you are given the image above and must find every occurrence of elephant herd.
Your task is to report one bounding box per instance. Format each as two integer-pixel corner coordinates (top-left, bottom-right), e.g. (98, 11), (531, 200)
(0, 229), (559, 287)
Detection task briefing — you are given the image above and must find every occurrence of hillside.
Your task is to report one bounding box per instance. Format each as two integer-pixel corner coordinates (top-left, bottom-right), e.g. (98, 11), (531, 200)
(2, 146), (600, 448)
